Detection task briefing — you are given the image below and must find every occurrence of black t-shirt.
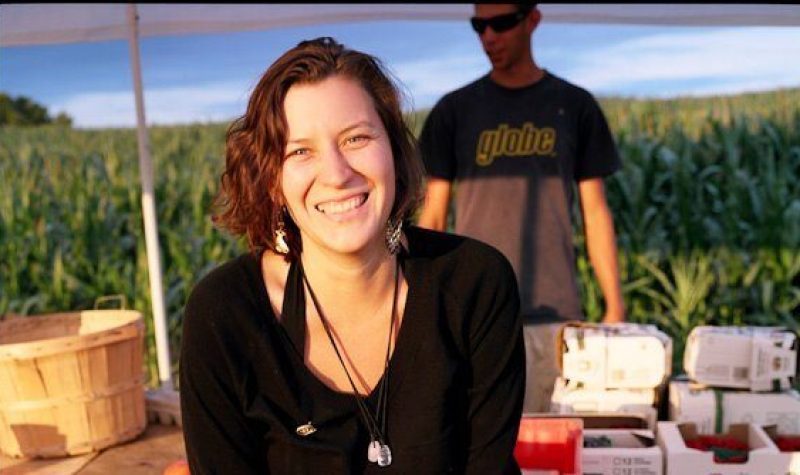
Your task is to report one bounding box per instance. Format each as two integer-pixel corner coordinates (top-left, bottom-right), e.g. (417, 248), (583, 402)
(419, 72), (620, 323)
(179, 226), (525, 474)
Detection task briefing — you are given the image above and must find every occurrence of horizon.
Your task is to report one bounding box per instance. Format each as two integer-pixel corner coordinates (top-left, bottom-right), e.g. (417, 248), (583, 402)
(11, 85), (794, 132)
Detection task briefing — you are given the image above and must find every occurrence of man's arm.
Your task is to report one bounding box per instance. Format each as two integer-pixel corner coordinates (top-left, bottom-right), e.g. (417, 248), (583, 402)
(577, 177), (625, 323)
(416, 178), (452, 232)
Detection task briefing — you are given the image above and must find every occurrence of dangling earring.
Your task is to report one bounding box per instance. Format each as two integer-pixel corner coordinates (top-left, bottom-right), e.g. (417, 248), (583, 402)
(275, 212), (289, 255)
(385, 218), (402, 255)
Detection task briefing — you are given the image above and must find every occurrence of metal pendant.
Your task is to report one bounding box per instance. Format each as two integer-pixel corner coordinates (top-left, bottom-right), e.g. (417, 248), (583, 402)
(367, 440), (380, 463)
(377, 443), (392, 467)
(295, 422), (317, 437)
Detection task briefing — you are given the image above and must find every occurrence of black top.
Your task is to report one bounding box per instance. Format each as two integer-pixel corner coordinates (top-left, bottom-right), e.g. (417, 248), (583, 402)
(179, 226), (525, 474)
(418, 72), (621, 323)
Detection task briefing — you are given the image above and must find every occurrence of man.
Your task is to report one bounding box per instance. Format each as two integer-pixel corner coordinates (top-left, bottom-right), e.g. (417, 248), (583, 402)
(417, 2), (625, 413)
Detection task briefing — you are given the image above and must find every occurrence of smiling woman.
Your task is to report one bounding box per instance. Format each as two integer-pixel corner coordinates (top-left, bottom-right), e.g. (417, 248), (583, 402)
(178, 37), (525, 474)
(281, 76), (396, 258)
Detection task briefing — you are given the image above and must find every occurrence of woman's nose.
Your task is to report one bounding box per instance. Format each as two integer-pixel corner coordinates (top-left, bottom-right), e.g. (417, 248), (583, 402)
(318, 146), (355, 186)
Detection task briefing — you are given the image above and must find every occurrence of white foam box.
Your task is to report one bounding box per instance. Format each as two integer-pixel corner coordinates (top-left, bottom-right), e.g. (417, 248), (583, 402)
(763, 425), (800, 475)
(551, 377), (658, 430)
(669, 379), (800, 435)
(582, 429), (662, 475)
(684, 326), (797, 392)
(656, 421), (784, 475)
(560, 322), (672, 389)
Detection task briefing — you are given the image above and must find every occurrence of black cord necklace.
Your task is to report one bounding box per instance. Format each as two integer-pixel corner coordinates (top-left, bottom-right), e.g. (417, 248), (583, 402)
(300, 257), (399, 467)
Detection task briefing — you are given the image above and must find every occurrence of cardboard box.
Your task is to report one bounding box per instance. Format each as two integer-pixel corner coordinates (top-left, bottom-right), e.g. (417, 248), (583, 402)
(684, 326), (797, 391)
(551, 377), (658, 429)
(582, 429), (663, 475)
(560, 323), (672, 389)
(763, 425), (800, 475)
(669, 379), (800, 435)
(656, 421), (783, 475)
(523, 412), (650, 431)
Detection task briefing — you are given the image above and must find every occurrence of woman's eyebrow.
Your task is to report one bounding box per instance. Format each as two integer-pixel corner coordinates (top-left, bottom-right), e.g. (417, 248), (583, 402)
(338, 120), (376, 136)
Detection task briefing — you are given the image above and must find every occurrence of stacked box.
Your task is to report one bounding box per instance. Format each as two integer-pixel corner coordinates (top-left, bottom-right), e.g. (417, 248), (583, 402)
(553, 323), (672, 430)
(669, 379), (800, 435)
(684, 326), (797, 392)
(666, 326), (799, 473)
(656, 421), (784, 475)
(551, 377), (658, 430)
(582, 429), (663, 475)
(763, 425), (800, 475)
(560, 323), (672, 389)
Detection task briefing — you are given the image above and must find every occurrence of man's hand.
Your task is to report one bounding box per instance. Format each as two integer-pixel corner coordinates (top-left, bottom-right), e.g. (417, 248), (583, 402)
(601, 310), (625, 324)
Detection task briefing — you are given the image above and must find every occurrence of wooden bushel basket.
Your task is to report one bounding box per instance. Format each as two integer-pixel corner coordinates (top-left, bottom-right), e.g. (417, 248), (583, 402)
(0, 309), (147, 458)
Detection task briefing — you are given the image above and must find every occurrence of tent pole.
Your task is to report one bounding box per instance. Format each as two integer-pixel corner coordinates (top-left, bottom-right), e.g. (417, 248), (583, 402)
(127, 3), (173, 391)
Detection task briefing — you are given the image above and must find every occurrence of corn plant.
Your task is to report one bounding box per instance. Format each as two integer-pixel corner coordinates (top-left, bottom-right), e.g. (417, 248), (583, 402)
(2, 87), (799, 385)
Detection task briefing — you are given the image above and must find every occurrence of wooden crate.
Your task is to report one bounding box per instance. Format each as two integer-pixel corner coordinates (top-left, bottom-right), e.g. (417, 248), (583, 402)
(0, 310), (147, 458)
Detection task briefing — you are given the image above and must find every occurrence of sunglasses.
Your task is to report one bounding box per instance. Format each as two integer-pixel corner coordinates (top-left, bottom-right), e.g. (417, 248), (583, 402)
(470, 11), (527, 35)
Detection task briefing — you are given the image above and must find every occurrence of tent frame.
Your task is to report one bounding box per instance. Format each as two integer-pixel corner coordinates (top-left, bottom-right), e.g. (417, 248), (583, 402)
(126, 5), (181, 422)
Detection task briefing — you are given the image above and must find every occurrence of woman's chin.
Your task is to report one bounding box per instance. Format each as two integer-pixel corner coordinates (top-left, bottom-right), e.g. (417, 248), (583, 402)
(303, 228), (384, 258)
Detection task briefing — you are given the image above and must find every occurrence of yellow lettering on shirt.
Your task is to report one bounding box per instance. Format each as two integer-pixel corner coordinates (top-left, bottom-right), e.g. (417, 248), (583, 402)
(475, 122), (556, 166)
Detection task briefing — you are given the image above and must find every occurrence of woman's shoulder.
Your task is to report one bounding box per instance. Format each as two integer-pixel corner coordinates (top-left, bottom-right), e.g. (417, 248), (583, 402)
(405, 225), (516, 284)
(404, 226), (520, 348)
(185, 252), (265, 324)
(190, 253), (256, 297)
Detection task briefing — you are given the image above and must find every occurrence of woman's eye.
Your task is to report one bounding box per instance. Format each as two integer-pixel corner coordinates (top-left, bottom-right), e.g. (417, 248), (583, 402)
(286, 148), (310, 159)
(344, 135), (369, 146)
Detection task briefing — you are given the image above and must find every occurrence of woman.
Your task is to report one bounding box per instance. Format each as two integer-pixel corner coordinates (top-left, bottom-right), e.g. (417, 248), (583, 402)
(179, 37), (524, 474)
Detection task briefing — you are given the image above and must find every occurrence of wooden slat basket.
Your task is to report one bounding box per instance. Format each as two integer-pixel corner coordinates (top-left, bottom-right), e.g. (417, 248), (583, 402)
(0, 309), (147, 458)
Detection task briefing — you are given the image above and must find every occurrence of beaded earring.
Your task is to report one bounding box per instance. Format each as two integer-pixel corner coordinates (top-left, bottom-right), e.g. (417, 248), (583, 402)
(385, 218), (402, 255)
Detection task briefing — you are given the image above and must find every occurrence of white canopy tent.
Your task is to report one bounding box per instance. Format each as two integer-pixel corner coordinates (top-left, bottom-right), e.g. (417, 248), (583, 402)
(2, 3), (799, 393)
(4, 4), (800, 46)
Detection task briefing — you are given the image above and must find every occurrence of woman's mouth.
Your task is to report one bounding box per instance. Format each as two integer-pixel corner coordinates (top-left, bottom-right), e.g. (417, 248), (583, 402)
(314, 193), (368, 215)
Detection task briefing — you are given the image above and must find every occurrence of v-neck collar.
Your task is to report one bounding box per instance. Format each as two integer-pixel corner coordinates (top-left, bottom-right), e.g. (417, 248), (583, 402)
(248, 242), (426, 410)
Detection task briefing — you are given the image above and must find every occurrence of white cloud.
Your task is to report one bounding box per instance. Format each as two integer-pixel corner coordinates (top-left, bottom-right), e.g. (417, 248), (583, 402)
(559, 28), (800, 97)
(391, 54), (488, 109)
(53, 81), (253, 128)
(51, 27), (800, 127)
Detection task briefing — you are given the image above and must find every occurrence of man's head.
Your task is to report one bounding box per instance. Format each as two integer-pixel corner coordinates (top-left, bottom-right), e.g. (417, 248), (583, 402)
(471, 3), (540, 72)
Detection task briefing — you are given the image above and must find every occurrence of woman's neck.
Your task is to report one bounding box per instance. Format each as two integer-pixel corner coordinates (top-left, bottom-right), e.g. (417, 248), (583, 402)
(300, 241), (397, 322)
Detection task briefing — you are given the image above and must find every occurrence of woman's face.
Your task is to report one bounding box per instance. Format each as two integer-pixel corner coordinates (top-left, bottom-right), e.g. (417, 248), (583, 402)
(280, 75), (396, 258)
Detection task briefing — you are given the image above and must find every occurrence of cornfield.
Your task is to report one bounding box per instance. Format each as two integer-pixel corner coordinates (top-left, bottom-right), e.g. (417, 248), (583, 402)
(1, 88), (799, 384)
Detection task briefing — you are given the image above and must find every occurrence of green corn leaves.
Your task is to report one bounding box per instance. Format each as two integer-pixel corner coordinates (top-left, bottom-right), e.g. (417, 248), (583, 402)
(2, 89), (799, 385)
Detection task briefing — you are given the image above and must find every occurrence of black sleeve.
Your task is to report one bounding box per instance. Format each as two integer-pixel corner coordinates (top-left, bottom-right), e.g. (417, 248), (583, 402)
(574, 92), (621, 180)
(462, 248), (525, 475)
(180, 276), (267, 474)
(419, 95), (458, 180)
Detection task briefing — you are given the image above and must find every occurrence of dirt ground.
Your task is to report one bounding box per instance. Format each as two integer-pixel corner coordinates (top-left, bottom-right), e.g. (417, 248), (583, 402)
(0, 423), (186, 475)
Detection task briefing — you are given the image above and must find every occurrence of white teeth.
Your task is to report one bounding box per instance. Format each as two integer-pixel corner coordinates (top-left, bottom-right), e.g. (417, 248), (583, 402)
(315, 194), (367, 214)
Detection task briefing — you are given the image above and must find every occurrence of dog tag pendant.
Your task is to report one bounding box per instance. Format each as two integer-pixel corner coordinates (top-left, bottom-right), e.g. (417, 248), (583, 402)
(377, 443), (392, 467)
(367, 440), (380, 463)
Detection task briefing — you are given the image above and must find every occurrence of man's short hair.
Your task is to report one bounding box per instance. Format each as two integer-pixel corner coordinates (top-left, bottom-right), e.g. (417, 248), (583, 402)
(516, 3), (537, 15)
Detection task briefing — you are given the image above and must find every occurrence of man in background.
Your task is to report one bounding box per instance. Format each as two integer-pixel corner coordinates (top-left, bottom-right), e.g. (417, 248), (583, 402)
(417, 2), (625, 413)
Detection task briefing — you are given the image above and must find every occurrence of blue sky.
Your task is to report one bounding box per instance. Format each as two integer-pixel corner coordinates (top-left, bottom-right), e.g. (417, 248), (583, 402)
(2, 19), (800, 128)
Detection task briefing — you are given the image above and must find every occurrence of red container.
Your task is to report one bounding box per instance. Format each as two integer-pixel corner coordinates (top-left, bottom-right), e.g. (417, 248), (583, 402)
(514, 417), (583, 474)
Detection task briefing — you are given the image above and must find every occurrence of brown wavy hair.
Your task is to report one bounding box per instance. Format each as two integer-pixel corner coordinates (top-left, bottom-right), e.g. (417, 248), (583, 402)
(212, 37), (425, 261)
